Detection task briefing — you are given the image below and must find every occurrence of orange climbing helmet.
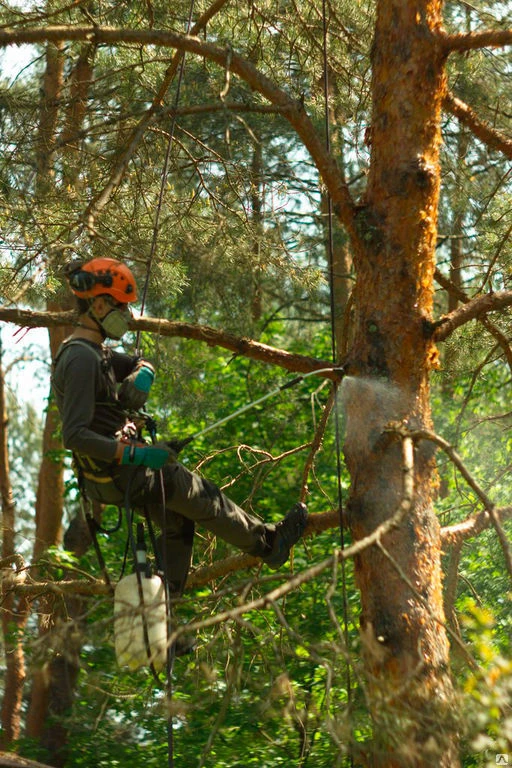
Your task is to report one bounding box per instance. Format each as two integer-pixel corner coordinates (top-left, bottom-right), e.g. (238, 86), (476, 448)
(68, 258), (138, 303)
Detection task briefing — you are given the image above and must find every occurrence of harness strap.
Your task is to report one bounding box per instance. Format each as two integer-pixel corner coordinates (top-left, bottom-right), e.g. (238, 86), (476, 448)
(81, 497), (114, 591)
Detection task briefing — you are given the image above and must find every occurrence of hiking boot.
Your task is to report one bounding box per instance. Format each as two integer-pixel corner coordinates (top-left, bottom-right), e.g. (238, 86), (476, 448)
(263, 502), (308, 570)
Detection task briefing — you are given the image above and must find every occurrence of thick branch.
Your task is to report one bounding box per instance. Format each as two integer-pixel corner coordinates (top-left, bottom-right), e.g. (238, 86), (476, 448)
(0, 25), (357, 239)
(441, 28), (512, 53)
(443, 91), (512, 159)
(433, 290), (512, 341)
(0, 306), (336, 376)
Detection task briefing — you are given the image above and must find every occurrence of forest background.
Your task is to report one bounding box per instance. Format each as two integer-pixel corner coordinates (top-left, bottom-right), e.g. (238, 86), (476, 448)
(0, 0), (511, 766)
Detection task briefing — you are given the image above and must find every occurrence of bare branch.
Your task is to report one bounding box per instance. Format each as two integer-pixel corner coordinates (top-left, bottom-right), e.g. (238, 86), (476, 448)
(441, 506), (512, 547)
(434, 269), (512, 372)
(300, 385), (337, 505)
(443, 91), (512, 159)
(0, 306), (337, 376)
(0, 25), (357, 239)
(441, 27), (512, 53)
(433, 290), (512, 342)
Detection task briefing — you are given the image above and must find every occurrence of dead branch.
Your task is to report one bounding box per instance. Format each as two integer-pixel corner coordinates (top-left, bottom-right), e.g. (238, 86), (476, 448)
(300, 385), (338, 504)
(394, 426), (512, 580)
(432, 290), (512, 342)
(441, 506), (512, 547)
(443, 92), (512, 159)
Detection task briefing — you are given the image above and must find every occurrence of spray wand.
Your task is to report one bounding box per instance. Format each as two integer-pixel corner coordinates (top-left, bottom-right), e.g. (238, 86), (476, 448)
(148, 366), (345, 454)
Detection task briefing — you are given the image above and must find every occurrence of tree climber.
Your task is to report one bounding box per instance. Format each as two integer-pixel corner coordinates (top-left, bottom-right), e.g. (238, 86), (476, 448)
(51, 257), (308, 598)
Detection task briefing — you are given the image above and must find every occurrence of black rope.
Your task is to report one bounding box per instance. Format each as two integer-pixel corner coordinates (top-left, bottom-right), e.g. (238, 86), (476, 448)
(136, 0), (197, 355)
(322, 1), (354, 765)
(132, 1), (197, 763)
(82, 499), (114, 592)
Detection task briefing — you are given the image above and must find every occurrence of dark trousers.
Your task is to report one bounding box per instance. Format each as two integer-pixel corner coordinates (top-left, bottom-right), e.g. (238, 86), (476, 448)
(84, 461), (272, 593)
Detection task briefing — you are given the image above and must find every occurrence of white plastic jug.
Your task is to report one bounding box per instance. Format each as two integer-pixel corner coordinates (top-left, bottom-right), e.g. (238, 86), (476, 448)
(114, 572), (168, 671)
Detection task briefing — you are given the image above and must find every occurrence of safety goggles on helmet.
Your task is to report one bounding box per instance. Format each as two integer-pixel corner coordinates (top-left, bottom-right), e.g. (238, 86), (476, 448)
(68, 258), (138, 304)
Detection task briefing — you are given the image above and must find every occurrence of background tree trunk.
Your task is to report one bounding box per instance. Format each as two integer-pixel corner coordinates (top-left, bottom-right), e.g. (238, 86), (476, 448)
(26, 41), (82, 755)
(0, 340), (28, 748)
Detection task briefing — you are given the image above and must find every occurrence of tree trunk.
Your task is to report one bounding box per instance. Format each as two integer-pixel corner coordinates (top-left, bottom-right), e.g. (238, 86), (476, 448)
(26, 42), (95, 763)
(343, 2), (460, 765)
(25, 318), (73, 756)
(25, 40), (69, 750)
(320, 66), (353, 358)
(0, 340), (28, 748)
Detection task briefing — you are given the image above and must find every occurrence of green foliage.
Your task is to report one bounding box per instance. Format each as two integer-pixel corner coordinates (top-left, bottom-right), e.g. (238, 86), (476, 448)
(0, 0), (511, 766)
(458, 601), (512, 767)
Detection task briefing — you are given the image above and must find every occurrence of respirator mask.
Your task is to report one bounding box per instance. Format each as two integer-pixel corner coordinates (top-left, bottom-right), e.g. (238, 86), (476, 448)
(89, 299), (132, 340)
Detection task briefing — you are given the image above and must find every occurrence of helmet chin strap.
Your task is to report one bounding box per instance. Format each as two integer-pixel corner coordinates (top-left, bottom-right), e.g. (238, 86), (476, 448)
(86, 305), (108, 339)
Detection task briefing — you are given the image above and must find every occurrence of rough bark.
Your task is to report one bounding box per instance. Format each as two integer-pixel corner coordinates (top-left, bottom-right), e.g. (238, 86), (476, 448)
(343, 2), (460, 765)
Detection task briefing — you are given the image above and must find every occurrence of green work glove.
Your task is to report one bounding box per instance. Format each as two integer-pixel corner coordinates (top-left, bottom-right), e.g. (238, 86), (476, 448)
(118, 361), (155, 410)
(120, 442), (176, 469)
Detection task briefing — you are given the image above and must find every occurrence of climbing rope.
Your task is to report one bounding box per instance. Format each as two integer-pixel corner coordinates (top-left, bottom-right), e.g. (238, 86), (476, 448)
(322, 1), (354, 765)
(135, 0), (196, 356)
(132, 5), (197, 767)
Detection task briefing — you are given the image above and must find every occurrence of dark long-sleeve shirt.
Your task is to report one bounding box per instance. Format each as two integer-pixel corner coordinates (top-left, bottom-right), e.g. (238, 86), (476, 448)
(52, 338), (137, 465)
